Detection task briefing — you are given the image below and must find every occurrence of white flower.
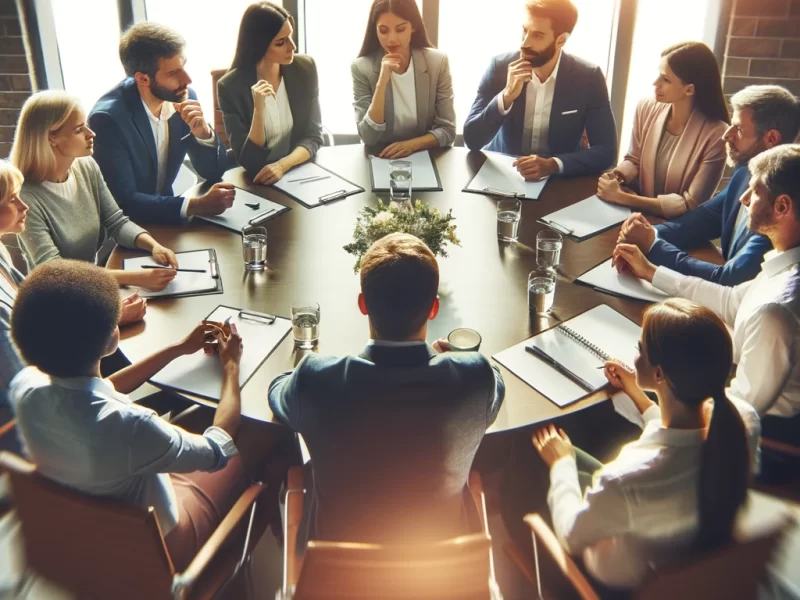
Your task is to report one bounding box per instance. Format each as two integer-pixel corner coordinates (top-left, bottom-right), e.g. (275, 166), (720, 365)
(372, 211), (393, 225)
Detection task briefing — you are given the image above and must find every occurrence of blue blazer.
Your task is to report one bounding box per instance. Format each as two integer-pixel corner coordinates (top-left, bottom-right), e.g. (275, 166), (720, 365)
(88, 79), (228, 225)
(269, 342), (505, 546)
(462, 51), (617, 176)
(649, 166), (772, 285)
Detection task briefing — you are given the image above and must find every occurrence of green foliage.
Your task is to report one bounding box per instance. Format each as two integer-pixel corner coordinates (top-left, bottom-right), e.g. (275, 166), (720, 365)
(343, 199), (461, 272)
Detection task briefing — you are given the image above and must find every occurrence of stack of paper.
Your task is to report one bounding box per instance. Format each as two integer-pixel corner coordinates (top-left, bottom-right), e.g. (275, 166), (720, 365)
(369, 151), (442, 191)
(464, 151), (548, 200)
(540, 195), (631, 240)
(577, 259), (670, 303)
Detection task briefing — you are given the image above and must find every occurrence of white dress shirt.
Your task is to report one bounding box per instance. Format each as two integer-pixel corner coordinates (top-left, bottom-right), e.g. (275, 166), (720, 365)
(263, 79), (294, 162)
(389, 56), (418, 140)
(496, 52), (564, 173)
(652, 246), (800, 417)
(9, 367), (238, 535)
(548, 400), (760, 589)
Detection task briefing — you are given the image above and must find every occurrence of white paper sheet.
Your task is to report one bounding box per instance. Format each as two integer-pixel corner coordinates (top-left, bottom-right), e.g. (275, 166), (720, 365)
(369, 150), (441, 191)
(273, 162), (363, 207)
(465, 151), (548, 200)
(199, 187), (289, 233)
(541, 195), (631, 239)
(123, 250), (217, 299)
(577, 258), (670, 303)
(150, 305), (292, 401)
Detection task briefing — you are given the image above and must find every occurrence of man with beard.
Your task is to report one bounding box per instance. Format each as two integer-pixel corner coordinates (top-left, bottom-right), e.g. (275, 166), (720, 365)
(89, 23), (232, 225)
(615, 85), (800, 285)
(614, 144), (800, 481)
(463, 0), (617, 180)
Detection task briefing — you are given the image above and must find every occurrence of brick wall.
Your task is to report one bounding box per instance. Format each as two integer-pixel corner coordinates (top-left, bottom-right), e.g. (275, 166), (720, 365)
(0, 0), (31, 158)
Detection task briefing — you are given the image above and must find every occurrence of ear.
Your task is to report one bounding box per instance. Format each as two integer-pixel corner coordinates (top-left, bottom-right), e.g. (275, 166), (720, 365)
(357, 292), (368, 316)
(763, 129), (782, 149)
(133, 72), (150, 87)
(556, 32), (569, 49)
(103, 327), (120, 358)
(428, 296), (440, 321)
(653, 365), (665, 385)
(685, 83), (695, 97)
(773, 193), (794, 220)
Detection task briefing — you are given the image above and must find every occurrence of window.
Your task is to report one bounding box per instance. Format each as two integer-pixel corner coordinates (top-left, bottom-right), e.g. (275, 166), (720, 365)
(439, 0), (617, 134)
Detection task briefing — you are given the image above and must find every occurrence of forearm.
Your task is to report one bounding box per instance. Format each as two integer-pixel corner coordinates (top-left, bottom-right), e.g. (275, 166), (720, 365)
(133, 232), (159, 253)
(247, 106), (267, 148)
(367, 82), (388, 126)
(108, 269), (143, 288)
(109, 343), (184, 394)
(626, 385), (656, 414)
(278, 146), (311, 171)
(408, 133), (439, 152)
(618, 192), (665, 217)
(213, 364), (242, 438)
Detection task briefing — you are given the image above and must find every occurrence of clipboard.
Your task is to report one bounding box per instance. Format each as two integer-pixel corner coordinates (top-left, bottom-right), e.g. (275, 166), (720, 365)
(273, 162), (365, 208)
(538, 195), (631, 242)
(369, 150), (443, 192)
(463, 151), (548, 201)
(122, 248), (223, 299)
(575, 258), (670, 303)
(197, 187), (291, 233)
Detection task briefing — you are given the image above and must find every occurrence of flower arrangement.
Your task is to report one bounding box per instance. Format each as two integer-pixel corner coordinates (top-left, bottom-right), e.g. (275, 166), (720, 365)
(343, 199), (461, 272)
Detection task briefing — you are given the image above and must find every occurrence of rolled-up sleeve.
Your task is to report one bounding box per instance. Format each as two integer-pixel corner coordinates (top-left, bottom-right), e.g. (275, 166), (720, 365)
(91, 161), (147, 249)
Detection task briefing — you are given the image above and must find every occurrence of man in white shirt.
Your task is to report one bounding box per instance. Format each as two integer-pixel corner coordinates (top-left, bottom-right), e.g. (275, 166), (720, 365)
(614, 144), (800, 479)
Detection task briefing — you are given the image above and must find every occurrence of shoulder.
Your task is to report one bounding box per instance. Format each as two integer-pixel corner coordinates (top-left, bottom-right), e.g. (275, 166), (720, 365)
(561, 52), (602, 76)
(419, 47), (448, 65)
(8, 367), (51, 414)
(351, 53), (376, 75)
(432, 352), (497, 387)
(292, 54), (317, 72)
(89, 79), (132, 119)
(217, 67), (247, 94)
(73, 157), (102, 181)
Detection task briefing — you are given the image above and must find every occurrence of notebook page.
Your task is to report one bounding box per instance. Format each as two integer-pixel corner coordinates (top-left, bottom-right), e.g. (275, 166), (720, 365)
(123, 250), (216, 298)
(541, 195), (631, 238)
(466, 151), (548, 199)
(577, 258), (670, 303)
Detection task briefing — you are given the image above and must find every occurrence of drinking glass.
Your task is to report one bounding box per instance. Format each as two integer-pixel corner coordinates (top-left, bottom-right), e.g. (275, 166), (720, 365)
(447, 328), (482, 352)
(536, 229), (563, 270)
(291, 302), (320, 349)
(528, 268), (556, 315)
(241, 226), (267, 271)
(389, 160), (412, 202)
(496, 198), (522, 242)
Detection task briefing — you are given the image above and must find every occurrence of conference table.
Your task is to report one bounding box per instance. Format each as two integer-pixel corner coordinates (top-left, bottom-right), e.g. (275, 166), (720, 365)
(110, 144), (722, 434)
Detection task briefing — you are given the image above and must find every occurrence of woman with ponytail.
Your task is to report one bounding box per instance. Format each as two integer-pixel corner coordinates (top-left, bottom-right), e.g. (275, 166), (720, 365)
(530, 298), (760, 589)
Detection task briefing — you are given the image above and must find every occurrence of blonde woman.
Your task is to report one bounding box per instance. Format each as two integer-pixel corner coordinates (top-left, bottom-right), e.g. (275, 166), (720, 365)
(11, 91), (178, 292)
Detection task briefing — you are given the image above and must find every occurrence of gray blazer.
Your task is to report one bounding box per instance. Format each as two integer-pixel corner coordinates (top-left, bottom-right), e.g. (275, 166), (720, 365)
(217, 55), (324, 176)
(351, 48), (456, 149)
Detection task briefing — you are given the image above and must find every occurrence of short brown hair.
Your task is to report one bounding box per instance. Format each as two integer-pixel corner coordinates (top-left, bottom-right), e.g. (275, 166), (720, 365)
(119, 22), (185, 79)
(749, 143), (800, 221)
(526, 0), (579, 36)
(12, 260), (121, 377)
(360, 233), (439, 340)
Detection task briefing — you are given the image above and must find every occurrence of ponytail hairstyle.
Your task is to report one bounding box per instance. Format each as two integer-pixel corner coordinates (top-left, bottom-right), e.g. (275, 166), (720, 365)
(641, 298), (749, 552)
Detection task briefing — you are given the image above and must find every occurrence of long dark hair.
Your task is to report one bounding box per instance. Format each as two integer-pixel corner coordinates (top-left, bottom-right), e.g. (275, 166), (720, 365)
(641, 299), (748, 552)
(357, 0), (432, 58)
(230, 2), (294, 70)
(662, 42), (730, 125)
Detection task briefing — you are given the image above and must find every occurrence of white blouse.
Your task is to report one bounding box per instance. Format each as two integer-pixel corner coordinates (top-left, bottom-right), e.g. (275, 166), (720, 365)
(263, 79), (294, 161)
(390, 57), (418, 140)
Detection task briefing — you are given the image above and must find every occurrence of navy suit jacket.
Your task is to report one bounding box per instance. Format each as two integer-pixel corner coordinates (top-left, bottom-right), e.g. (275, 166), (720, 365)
(88, 79), (228, 225)
(649, 166), (772, 285)
(269, 343), (505, 546)
(463, 51), (617, 176)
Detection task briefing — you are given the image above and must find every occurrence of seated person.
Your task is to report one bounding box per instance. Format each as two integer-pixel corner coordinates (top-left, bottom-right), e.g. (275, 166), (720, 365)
(269, 233), (505, 547)
(89, 22), (233, 225)
(615, 85), (799, 286)
(597, 42), (729, 218)
(614, 144), (800, 481)
(463, 0), (617, 180)
(351, 0), (456, 158)
(8, 260), (283, 571)
(12, 91), (178, 294)
(217, 2), (323, 185)
(529, 299), (758, 590)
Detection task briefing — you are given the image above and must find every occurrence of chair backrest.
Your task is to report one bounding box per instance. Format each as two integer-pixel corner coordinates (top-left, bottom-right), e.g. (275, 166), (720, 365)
(211, 68), (230, 149)
(0, 452), (175, 600)
(293, 533), (493, 600)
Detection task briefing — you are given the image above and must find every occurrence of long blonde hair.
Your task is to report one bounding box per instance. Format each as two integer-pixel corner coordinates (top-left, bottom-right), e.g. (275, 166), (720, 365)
(0, 161), (23, 202)
(10, 91), (81, 184)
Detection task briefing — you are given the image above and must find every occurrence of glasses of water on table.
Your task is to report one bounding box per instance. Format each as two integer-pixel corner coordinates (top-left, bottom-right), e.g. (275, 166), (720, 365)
(529, 268), (556, 315)
(242, 226), (267, 271)
(389, 160), (412, 202)
(291, 302), (320, 349)
(536, 229), (562, 270)
(497, 198), (522, 242)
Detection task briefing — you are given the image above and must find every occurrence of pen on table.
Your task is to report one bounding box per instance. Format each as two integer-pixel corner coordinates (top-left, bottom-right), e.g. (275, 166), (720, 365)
(298, 175), (330, 185)
(141, 265), (206, 273)
(287, 175), (320, 183)
(525, 345), (594, 391)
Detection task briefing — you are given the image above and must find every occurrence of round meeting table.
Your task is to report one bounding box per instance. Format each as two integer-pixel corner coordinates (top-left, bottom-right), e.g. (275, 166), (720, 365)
(110, 144), (722, 434)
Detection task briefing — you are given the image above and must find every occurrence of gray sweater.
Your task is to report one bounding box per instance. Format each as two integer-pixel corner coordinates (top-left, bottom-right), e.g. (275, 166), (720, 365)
(19, 157), (147, 266)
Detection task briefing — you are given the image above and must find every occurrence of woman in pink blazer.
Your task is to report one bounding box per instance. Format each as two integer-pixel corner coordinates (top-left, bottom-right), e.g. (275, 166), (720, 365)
(597, 42), (729, 218)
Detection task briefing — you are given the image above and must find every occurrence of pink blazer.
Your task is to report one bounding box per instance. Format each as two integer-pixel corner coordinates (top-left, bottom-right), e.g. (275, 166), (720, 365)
(616, 97), (728, 218)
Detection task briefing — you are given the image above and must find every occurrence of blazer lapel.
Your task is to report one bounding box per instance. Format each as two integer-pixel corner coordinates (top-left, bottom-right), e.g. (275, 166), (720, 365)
(547, 53), (571, 155)
(640, 104), (670, 197)
(124, 80), (158, 176)
(412, 48), (430, 137)
(663, 107), (705, 194)
(282, 62), (302, 146)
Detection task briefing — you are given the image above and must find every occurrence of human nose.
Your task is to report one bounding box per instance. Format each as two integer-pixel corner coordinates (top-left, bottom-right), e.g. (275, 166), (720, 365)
(722, 124), (736, 142)
(86, 126), (95, 140)
(739, 189), (751, 207)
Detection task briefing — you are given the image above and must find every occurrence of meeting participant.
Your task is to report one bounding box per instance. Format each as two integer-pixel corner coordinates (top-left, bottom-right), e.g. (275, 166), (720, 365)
(269, 233), (505, 548)
(529, 299), (758, 590)
(597, 42), (729, 218)
(89, 23), (233, 226)
(614, 144), (800, 481)
(11, 91), (178, 293)
(217, 2), (323, 185)
(351, 0), (456, 158)
(615, 85), (799, 286)
(462, 0), (617, 180)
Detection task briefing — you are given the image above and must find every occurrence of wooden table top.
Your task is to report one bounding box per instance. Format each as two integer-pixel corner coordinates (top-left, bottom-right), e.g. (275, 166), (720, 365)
(110, 144), (723, 433)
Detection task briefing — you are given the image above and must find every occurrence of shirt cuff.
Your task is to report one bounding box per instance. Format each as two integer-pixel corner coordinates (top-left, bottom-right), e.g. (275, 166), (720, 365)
(651, 266), (683, 295)
(553, 157), (564, 174)
(194, 127), (218, 146)
(641, 404), (662, 423)
(203, 425), (239, 470)
(648, 229), (660, 252)
(364, 113), (387, 131)
(180, 196), (192, 221)
(495, 92), (512, 116)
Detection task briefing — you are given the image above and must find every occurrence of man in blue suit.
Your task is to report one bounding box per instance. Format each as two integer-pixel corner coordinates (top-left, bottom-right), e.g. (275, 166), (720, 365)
(463, 0), (617, 180)
(89, 23), (233, 225)
(269, 233), (505, 548)
(617, 85), (800, 286)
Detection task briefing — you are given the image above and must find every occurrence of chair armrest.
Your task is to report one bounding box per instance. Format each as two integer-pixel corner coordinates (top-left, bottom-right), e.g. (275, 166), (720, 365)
(172, 482), (266, 598)
(761, 437), (800, 458)
(524, 514), (600, 600)
(283, 466), (305, 594)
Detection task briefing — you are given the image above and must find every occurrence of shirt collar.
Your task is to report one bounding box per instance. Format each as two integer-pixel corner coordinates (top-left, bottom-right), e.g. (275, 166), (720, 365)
(761, 245), (800, 278)
(48, 372), (131, 404)
(367, 339), (428, 348)
(140, 96), (175, 124)
(640, 420), (706, 448)
(532, 50), (562, 87)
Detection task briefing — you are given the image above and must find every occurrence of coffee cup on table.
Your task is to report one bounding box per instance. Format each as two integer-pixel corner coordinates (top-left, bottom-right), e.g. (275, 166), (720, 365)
(447, 328), (482, 352)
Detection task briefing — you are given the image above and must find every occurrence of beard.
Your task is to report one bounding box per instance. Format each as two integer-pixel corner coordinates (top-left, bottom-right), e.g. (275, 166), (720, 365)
(726, 138), (766, 169)
(149, 78), (188, 103)
(521, 40), (557, 68)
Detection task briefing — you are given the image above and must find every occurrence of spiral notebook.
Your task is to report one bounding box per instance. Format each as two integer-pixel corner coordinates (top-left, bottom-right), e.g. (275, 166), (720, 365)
(493, 304), (641, 407)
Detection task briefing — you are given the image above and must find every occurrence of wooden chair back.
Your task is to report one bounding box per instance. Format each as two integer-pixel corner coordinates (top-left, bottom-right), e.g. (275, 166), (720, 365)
(211, 68), (230, 149)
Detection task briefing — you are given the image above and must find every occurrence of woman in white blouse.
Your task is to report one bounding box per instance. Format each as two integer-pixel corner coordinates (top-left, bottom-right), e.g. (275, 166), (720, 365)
(218, 2), (324, 185)
(531, 299), (758, 590)
(352, 0), (456, 158)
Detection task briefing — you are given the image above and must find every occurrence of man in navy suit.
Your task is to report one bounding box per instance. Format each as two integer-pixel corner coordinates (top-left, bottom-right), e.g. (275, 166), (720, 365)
(463, 0), (617, 180)
(617, 85), (800, 286)
(89, 23), (233, 225)
(269, 233), (505, 548)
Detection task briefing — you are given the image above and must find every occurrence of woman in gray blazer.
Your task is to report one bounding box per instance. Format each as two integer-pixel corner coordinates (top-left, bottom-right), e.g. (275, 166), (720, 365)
(352, 0), (455, 159)
(218, 2), (323, 185)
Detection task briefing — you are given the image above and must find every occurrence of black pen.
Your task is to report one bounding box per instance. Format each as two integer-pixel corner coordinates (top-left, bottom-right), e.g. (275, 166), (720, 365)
(141, 265), (206, 273)
(525, 345), (594, 391)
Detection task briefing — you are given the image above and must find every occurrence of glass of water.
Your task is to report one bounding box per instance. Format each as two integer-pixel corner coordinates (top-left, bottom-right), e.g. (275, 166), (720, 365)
(241, 226), (267, 271)
(536, 229), (563, 271)
(497, 198), (522, 242)
(528, 268), (556, 315)
(389, 160), (412, 202)
(291, 302), (320, 349)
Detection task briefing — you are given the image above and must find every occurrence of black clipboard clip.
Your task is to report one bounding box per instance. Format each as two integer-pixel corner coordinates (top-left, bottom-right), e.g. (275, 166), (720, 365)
(318, 189), (347, 204)
(238, 309), (277, 325)
(484, 186), (524, 199)
(209, 251), (220, 279)
(542, 220), (574, 236)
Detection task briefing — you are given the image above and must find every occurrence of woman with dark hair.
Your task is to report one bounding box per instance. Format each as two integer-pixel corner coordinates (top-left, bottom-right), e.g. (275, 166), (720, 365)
(529, 298), (759, 589)
(352, 0), (456, 158)
(217, 2), (323, 184)
(597, 42), (729, 217)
